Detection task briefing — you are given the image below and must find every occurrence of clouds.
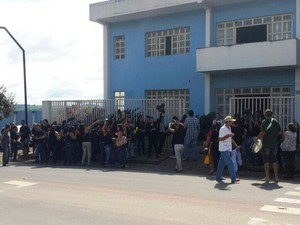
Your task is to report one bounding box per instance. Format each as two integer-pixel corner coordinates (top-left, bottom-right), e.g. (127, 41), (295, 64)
(0, 0), (104, 105)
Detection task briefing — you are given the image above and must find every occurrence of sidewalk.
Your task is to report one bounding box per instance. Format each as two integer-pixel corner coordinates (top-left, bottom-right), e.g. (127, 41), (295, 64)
(1, 149), (299, 180)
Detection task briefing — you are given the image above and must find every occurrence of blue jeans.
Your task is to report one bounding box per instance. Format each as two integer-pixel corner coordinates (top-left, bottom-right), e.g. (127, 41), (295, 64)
(35, 143), (43, 163)
(104, 145), (111, 165)
(244, 136), (255, 163)
(183, 137), (198, 160)
(216, 151), (237, 182)
(2, 144), (10, 166)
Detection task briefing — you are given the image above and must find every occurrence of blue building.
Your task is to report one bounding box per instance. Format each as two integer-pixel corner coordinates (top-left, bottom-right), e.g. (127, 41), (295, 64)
(0, 105), (42, 129)
(90, 0), (300, 121)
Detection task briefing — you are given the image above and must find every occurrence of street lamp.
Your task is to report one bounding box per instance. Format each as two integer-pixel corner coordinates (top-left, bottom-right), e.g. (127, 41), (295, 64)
(0, 26), (28, 125)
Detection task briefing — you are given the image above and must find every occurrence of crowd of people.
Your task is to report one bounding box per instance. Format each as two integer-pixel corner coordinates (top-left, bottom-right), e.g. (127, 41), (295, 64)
(0, 109), (177, 169)
(202, 109), (299, 183)
(0, 108), (299, 183)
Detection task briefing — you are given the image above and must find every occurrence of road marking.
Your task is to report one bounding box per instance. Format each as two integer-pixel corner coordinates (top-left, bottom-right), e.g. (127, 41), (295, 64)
(275, 198), (300, 204)
(247, 217), (292, 225)
(285, 191), (300, 197)
(260, 205), (300, 215)
(247, 218), (268, 225)
(4, 180), (37, 188)
(295, 187), (300, 191)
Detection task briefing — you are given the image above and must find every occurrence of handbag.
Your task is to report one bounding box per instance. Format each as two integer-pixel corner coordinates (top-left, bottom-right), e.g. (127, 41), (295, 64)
(116, 136), (127, 147)
(251, 139), (262, 154)
(203, 148), (211, 165)
(280, 140), (288, 151)
(203, 154), (210, 165)
(252, 118), (274, 153)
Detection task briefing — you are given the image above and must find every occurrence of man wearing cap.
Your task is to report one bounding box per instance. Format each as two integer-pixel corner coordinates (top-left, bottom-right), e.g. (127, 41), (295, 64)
(216, 116), (239, 184)
(256, 109), (281, 183)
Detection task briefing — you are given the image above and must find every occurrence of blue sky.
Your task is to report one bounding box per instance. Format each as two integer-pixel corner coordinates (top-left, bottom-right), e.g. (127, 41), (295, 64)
(0, 0), (104, 105)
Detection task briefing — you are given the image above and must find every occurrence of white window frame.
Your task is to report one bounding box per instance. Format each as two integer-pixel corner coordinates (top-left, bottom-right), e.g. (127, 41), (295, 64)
(216, 14), (292, 46)
(114, 35), (125, 60)
(146, 27), (190, 57)
(145, 89), (189, 112)
(215, 86), (291, 116)
(114, 91), (125, 111)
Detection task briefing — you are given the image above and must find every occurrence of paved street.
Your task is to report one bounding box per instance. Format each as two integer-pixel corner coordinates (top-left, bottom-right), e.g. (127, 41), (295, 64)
(0, 161), (299, 225)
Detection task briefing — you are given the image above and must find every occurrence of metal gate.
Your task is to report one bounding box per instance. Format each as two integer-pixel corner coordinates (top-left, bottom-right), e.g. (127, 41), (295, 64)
(42, 98), (186, 126)
(229, 96), (300, 131)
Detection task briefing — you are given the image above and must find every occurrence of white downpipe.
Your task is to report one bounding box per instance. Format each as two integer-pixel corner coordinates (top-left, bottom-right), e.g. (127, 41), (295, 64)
(103, 23), (110, 100)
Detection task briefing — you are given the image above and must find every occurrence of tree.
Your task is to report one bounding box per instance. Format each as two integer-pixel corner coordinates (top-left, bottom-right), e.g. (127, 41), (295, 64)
(0, 85), (16, 120)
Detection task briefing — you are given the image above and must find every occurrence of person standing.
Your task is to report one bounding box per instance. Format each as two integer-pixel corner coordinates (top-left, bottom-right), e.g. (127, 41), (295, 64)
(146, 116), (158, 158)
(281, 123), (297, 180)
(216, 116), (240, 184)
(10, 125), (20, 161)
(136, 115), (146, 156)
(19, 120), (31, 155)
(168, 118), (185, 172)
(156, 111), (167, 157)
(1, 124), (11, 166)
(183, 110), (200, 161)
(256, 109), (282, 183)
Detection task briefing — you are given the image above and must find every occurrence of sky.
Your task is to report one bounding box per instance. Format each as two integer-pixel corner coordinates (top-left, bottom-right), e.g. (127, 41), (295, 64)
(0, 0), (105, 105)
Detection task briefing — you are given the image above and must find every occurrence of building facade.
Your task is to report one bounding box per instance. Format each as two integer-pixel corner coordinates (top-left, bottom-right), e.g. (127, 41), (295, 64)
(90, 0), (300, 121)
(0, 105), (42, 129)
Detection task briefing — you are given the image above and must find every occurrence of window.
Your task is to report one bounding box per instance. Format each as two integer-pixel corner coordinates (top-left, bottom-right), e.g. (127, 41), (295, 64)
(146, 27), (190, 57)
(114, 91), (125, 110)
(217, 14), (292, 46)
(215, 86), (291, 116)
(145, 89), (189, 113)
(114, 36), (125, 60)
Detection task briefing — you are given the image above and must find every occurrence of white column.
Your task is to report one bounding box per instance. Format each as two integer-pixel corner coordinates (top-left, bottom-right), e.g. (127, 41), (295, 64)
(295, 67), (300, 123)
(204, 5), (212, 47)
(296, 0), (300, 123)
(297, 0), (300, 39)
(103, 23), (110, 100)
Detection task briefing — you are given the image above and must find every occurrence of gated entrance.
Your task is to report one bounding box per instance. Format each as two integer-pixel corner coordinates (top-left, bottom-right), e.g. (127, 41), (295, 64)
(229, 96), (300, 130)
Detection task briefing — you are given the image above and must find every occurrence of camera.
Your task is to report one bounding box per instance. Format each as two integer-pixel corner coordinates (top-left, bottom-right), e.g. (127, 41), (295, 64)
(156, 103), (165, 114)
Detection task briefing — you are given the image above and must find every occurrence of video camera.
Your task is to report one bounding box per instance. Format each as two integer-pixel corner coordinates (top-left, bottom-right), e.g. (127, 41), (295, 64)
(156, 103), (165, 114)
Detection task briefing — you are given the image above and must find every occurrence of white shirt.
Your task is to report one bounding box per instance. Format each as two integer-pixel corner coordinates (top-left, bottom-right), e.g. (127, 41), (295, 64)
(283, 130), (297, 152)
(218, 124), (232, 152)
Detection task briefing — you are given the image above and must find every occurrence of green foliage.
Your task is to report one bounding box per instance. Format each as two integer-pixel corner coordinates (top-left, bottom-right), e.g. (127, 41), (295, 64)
(0, 85), (16, 120)
(199, 111), (216, 140)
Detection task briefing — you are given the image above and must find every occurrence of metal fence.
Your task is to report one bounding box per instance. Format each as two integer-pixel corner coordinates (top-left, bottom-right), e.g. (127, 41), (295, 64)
(229, 96), (300, 131)
(42, 99), (186, 126)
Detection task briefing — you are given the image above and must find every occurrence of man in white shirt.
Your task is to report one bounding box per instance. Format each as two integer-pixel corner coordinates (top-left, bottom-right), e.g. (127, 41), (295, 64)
(216, 116), (240, 184)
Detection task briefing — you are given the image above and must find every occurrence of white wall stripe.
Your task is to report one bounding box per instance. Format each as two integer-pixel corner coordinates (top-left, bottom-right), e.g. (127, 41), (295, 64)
(275, 198), (300, 204)
(261, 205), (300, 215)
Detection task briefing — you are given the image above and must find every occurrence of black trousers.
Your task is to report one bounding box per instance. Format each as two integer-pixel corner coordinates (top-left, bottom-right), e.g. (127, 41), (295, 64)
(282, 151), (296, 178)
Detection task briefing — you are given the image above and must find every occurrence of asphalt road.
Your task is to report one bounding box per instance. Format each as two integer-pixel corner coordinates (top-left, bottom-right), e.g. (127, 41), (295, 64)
(0, 163), (299, 225)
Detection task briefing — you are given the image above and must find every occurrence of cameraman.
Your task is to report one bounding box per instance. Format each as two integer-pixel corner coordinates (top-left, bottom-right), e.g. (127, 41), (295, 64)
(168, 116), (179, 158)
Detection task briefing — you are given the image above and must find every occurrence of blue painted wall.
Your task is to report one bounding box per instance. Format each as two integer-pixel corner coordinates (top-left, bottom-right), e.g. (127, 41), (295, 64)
(210, 69), (295, 110)
(0, 110), (42, 130)
(109, 9), (206, 114)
